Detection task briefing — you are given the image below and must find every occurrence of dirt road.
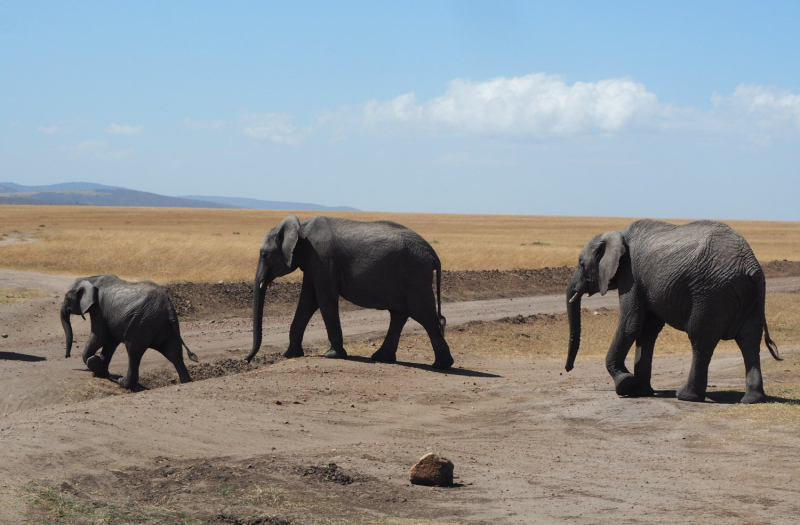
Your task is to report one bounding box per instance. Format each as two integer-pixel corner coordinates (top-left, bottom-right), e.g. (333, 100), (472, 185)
(1, 269), (800, 523)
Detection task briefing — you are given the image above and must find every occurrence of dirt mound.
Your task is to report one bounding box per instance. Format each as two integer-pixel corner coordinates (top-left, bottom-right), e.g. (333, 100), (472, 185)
(166, 263), (799, 322)
(24, 455), (432, 524)
(140, 352), (284, 390)
(762, 260), (800, 278)
(166, 266), (576, 321)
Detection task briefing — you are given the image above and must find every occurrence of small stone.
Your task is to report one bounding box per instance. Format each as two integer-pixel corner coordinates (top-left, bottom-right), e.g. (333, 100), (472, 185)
(1, 334), (7, 338)
(218, 280), (224, 284)
(409, 453), (454, 487)
(275, 400), (282, 405)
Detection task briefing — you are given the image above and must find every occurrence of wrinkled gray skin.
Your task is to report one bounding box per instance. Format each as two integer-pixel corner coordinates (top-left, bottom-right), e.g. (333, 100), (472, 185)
(566, 219), (780, 404)
(247, 216), (453, 369)
(61, 275), (198, 390)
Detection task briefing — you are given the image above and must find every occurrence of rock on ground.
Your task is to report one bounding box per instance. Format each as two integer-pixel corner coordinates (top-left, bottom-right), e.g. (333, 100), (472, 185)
(409, 453), (454, 487)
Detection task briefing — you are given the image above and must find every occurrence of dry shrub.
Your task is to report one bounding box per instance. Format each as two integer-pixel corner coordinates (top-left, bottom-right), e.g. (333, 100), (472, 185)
(2, 205), (799, 283)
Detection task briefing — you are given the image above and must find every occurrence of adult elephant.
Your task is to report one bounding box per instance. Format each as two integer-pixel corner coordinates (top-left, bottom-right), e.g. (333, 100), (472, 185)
(565, 219), (780, 403)
(246, 215), (453, 369)
(61, 275), (198, 389)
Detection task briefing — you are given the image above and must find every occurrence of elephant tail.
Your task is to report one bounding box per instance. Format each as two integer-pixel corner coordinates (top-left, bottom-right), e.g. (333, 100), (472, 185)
(167, 302), (200, 363)
(753, 267), (781, 361)
(435, 261), (446, 336)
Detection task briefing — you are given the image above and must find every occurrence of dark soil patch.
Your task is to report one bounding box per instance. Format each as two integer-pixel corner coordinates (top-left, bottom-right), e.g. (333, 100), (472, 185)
(139, 351), (285, 390)
(294, 462), (369, 485)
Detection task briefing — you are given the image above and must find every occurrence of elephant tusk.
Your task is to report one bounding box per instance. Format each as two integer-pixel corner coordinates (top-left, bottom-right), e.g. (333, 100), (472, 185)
(259, 279), (265, 289)
(80, 313), (86, 320)
(569, 292), (581, 303)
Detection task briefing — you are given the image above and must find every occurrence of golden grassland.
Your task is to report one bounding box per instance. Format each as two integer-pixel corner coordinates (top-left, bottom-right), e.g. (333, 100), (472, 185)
(1, 205), (799, 283)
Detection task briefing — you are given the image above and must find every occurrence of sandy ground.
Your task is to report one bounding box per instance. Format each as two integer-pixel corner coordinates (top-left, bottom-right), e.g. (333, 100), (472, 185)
(1, 268), (800, 523)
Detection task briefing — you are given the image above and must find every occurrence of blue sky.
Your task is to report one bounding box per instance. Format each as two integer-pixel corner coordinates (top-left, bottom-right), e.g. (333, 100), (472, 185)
(2, 1), (799, 219)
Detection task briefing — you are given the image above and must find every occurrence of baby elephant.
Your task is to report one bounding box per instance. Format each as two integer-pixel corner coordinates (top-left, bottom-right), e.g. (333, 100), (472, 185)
(60, 275), (198, 389)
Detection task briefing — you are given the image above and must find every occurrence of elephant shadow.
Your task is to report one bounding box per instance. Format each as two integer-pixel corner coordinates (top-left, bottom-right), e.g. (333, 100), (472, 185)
(0, 351), (46, 362)
(346, 355), (502, 378)
(652, 389), (798, 405)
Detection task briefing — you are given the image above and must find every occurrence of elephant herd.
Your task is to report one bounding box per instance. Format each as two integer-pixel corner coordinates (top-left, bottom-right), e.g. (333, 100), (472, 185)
(59, 216), (780, 403)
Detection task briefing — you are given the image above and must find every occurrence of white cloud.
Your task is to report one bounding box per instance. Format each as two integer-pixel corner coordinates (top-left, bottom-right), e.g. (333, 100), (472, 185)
(105, 123), (143, 135)
(182, 117), (225, 130)
(359, 74), (800, 143)
(73, 140), (133, 160)
(240, 112), (307, 145)
(38, 125), (60, 134)
(712, 85), (800, 130)
(363, 73), (664, 138)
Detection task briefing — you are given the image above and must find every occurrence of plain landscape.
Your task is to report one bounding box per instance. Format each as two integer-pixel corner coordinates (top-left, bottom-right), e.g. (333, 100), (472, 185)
(2, 205), (800, 524)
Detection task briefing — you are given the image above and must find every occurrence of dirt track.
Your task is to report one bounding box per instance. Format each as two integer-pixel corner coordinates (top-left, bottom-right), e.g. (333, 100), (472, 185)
(2, 268), (800, 523)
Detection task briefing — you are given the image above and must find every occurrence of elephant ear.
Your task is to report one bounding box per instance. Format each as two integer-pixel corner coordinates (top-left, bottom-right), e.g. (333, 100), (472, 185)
(276, 215), (301, 267)
(77, 280), (98, 315)
(598, 231), (626, 295)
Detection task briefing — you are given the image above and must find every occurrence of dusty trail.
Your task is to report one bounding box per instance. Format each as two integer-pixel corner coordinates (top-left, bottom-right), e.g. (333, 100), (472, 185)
(1, 269), (800, 523)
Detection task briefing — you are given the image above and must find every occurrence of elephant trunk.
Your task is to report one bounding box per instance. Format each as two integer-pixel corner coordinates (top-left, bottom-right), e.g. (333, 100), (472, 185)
(247, 262), (269, 363)
(565, 273), (583, 372)
(61, 302), (73, 358)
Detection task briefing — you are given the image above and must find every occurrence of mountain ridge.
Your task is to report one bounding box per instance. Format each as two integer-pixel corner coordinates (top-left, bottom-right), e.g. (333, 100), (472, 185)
(0, 182), (358, 211)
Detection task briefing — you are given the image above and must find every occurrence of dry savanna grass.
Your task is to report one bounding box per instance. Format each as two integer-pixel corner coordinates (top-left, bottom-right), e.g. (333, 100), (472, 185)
(1, 205), (799, 283)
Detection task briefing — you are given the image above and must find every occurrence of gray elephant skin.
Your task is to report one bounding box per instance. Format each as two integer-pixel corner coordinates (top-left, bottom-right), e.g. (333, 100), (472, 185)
(61, 275), (198, 389)
(565, 219), (780, 403)
(247, 215), (454, 369)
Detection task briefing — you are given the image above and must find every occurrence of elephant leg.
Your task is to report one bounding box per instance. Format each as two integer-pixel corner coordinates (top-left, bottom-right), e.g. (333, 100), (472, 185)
(284, 276), (319, 359)
(81, 331), (105, 367)
(118, 343), (145, 390)
(316, 288), (347, 359)
(605, 304), (645, 396)
(676, 336), (719, 402)
(411, 310), (454, 370)
(629, 312), (664, 397)
(371, 310), (408, 364)
(158, 336), (192, 384)
(86, 339), (119, 378)
(736, 310), (767, 404)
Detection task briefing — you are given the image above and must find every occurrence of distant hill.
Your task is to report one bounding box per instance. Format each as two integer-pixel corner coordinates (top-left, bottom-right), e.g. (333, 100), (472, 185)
(0, 182), (357, 211)
(182, 195), (359, 211)
(0, 183), (235, 209)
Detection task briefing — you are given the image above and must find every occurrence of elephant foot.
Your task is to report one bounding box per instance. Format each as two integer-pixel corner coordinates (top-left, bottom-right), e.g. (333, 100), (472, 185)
(626, 382), (655, 398)
(614, 373), (637, 396)
(282, 346), (305, 359)
(676, 384), (706, 402)
(86, 355), (109, 378)
(117, 377), (135, 390)
(432, 354), (454, 370)
(740, 390), (766, 404)
(371, 347), (397, 364)
(323, 347), (348, 359)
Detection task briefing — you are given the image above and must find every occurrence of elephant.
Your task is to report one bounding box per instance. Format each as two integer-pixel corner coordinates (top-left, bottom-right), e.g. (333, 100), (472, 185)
(246, 215), (453, 369)
(60, 275), (198, 389)
(565, 219), (780, 403)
